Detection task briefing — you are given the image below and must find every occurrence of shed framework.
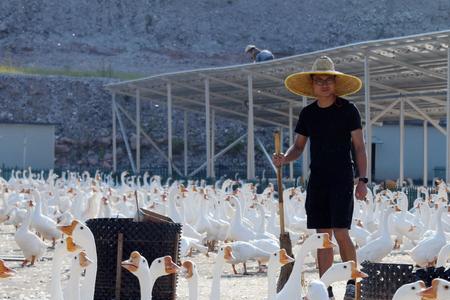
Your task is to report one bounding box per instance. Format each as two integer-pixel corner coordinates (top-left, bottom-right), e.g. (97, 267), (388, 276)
(106, 30), (450, 184)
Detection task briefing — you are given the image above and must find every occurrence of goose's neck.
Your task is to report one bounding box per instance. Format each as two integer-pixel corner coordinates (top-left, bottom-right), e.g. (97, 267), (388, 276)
(188, 276), (198, 300)
(79, 232), (98, 300)
(210, 257), (225, 300)
(381, 210), (391, 236)
(267, 262), (279, 300)
(232, 198), (243, 222)
(256, 205), (266, 233)
(138, 270), (154, 300)
(320, 269), (340, 287)
(436, 208), (445, 235)
(19, 209), (32, 232)
(67, 260), (83, 300)
(278, 247), (307, 296)
(50, 250), (64, 300)
(34, 194), (43, 216)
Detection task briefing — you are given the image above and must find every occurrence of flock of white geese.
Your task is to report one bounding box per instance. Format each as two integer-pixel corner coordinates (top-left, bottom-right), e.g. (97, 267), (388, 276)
(1, 169), (450, 299)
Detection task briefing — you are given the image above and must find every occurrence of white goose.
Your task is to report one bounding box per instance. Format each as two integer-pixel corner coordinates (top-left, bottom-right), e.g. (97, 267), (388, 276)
(15, 201), (47, 266)
(226, 241), (271, 274)
(58, 219), (97, 300)
(357, 205), (396, 263)
(436, 243), (450, 269)
(121, 251), (179, 300)
(410, 205), (449, 267)
(276, 233), (336, 299)
(31, 190), (62, 246)
(180, 236), (208, 257)
(267, 249), (294, 300)
(227, 195), (257, 241)
(181, 260), (199, 300)
(209, 245), (235, 300)
(305, 281), (329, 300)
(418, 278), (450, 300)
(0, 259), (15, 278)
(392, 280), (426, 300)
(50, 237), (81, 300)
(65, 251), (93, 300)
(319, 260), (368, 287)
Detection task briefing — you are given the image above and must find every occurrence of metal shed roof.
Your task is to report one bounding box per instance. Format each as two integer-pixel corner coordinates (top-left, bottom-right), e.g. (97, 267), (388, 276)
(105, 29), (450, 129)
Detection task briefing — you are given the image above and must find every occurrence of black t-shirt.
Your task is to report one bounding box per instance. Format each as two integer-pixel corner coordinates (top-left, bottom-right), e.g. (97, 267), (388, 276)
(295, 97), (362, 182)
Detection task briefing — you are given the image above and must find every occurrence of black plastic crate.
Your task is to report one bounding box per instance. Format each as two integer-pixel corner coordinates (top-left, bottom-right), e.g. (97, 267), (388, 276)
(414, 266), (450, 287)
(86, 218), (181, 300)
(360, 261), (415, 300)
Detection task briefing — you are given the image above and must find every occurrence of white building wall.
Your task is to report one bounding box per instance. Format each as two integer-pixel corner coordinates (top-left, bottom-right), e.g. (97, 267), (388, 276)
(0, 123), (55, 170)
(372, 124), (446, 183)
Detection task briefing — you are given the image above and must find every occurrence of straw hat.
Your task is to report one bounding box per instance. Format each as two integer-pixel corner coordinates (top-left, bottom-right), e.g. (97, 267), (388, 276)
(245, 44), (257, 53)
(284, 56), (362, 98)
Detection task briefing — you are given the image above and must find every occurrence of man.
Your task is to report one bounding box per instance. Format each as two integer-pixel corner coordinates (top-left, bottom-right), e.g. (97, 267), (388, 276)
(273, 56), (368, 300)
(245, 44), (274, 62)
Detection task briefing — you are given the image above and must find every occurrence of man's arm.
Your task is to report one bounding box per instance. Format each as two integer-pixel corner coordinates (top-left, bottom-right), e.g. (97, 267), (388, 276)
(351, 129), (367, 178)
(273, 134), (308, 167)
(351, 128), (368, 199)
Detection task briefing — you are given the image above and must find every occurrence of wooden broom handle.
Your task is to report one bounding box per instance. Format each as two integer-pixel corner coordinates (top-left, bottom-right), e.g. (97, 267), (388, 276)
(274, 131), (281, 155)
(274, 131), (286, 235)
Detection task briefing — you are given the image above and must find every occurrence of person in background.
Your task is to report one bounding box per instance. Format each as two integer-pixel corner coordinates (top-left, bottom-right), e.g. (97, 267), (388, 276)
(245, 44), (274, 62)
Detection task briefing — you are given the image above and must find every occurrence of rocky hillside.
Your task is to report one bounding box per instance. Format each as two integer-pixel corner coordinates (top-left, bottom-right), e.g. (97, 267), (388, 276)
(0, 0), (449, 75)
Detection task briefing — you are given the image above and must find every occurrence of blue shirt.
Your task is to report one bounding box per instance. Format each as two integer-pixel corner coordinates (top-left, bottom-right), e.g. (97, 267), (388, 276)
(256, 50), (274, 62)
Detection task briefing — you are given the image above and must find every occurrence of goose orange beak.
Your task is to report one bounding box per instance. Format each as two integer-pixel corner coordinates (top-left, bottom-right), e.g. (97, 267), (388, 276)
(0, 260), (16, 278)
(182, 261), (194, 279)
(164, 256), (180, 274)
(58, 220), (79, 236)
(79, 251), (93, 268)
(121, 251), (141, 273)
(223, 245), (235, 261)
(323, 234), (337, 248)
(279, 249), (295, 265)
(418, 280), (426, 289)
(350, 261), (368, 279)
(66, 237), (81, 253)
(417, 279), (438, 298)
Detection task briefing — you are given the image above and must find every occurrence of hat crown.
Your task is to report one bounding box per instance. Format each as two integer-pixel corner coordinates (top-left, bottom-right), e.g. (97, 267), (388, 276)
(311, 56), (335, 72)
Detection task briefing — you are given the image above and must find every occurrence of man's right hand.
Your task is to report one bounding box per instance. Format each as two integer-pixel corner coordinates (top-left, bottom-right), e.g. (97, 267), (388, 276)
(272, 153), (286, 168)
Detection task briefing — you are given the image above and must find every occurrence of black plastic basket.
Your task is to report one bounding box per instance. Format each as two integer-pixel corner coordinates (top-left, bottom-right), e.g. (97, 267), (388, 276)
(360, 261), (415, 300)
(86, 218), (181, 300)
(414, 266), (450, 287)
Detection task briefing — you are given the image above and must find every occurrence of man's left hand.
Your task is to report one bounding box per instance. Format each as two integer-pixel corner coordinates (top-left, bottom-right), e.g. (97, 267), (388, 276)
(355, 181), (368, 200)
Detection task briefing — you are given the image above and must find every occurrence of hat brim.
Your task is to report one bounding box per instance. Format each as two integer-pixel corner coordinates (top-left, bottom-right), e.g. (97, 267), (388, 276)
(285, 71), (362, 98)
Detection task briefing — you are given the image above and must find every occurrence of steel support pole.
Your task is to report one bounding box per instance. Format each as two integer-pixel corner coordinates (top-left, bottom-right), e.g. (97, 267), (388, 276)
(364, 56), (372, 183)
(400, 99), (405, 186)
(167, 83), (173, 177)
(112, 92), (117, 173)
(302, 96), (309, 183)
(447, 42), (450, 182)
(188, 133), (247, 177)
(115, 106), (136, 173)
(424, 120), (428, 186)
(289, 103), (294, 180)
(247, 74), (255, 180)
(136, 89), (141, 174)
(184, 111), (188, 177)
(205, 78), (211, 178)
(211, 110), (216, 178)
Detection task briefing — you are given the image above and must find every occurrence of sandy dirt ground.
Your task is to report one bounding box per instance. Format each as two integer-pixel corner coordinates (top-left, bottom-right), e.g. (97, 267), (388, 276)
(0, 223), (414, 300)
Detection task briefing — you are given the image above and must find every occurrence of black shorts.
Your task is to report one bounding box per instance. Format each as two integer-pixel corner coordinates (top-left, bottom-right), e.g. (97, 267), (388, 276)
(305, 177), (354, 229)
